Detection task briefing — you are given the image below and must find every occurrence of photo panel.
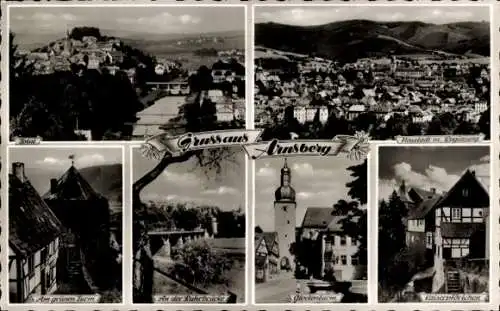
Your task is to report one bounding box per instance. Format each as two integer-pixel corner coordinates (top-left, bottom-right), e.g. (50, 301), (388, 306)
(253, 156), (368, 304)
(253, 5), (491, 141)
(8, 5), (246, 142)
(131, 146), (246, 304)
(377, 145), (491, 303)
(7, 146), (124, 303)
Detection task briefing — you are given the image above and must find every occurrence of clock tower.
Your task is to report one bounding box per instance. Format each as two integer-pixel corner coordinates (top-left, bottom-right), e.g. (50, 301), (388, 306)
(274, 159), (296, 270)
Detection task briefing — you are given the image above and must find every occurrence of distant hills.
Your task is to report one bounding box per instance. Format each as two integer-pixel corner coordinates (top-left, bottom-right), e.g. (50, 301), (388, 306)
(13, 29), (245, 56)
(79, 164), (123, 205)
(120, 30), (245, 57)
(23, 163), (122, 207)
(255, 20), (490, 61)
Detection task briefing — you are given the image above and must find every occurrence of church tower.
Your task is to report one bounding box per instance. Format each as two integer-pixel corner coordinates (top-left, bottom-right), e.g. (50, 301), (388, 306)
(274, 159), (296, 270)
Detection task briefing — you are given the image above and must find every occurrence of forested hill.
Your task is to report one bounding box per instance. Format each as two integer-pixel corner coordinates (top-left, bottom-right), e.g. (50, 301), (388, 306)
(255, 20), (490, 61)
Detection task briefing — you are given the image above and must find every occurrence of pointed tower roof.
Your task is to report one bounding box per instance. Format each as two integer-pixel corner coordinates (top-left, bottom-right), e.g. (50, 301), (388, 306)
(43, 160), (101, 201)
(398, 180), (412, 203)
(275, 158), (295, 202)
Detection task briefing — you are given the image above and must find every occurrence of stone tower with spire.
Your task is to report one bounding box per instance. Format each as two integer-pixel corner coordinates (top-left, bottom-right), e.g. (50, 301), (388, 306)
(62, 29), (72, 57)
(274, 158), (296, 270)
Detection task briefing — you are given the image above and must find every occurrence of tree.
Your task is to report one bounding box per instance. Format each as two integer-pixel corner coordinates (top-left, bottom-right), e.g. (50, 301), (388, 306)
(478, 107), (490, 139)
(346, 160), (367, 205)
(378, 191), (409, 295)
(337, 159), (368, 267)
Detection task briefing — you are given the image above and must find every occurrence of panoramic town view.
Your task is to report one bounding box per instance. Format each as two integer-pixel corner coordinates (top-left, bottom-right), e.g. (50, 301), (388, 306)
(132, 147), (246, 303)
(254, 157), (367, 303)
(9, 6), (245, 141)
(378, 146), (490, 302)
(8, 147), (123, 303)
(254, 6), (490, 141)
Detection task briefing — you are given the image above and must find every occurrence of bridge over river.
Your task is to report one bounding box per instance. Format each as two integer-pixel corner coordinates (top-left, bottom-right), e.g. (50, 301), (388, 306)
(132, 95), (186, 139)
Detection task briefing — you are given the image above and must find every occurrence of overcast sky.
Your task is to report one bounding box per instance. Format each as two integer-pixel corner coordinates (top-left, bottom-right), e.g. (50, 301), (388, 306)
(255, 157), (364, 232)
(9, 6), (245, 36)
(9, 147), (123, 195)
(133, 148), (245, 212)
(378, 146), (490, 201)
(255, 6), (490, 26)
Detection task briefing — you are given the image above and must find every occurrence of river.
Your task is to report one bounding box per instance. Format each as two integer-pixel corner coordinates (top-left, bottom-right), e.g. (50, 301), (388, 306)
(132, 96), (186, 139)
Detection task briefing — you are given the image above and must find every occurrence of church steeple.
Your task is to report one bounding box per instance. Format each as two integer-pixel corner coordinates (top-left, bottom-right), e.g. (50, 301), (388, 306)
(275, 158), (295, 202)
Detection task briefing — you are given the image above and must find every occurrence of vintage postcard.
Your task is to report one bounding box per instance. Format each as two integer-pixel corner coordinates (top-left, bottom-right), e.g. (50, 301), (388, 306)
(7, 146), (124, 303)
(377, 145), (491, 303)
(8, 5), (246, 141)
(132, 146), (246, 304)
(254, 156), (368, 304)
(1, 1), (499, 311)
(254, 6), (490, 141)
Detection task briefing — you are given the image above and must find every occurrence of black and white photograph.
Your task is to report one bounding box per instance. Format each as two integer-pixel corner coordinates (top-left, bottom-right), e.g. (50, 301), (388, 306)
(8, 147), (123, 303)
(378, 146), (490, 302)
(132, 147), (246, 303)
(254, 6), (490, 141)
(9, 5), (246, 141)
(254, 157), (367, 303)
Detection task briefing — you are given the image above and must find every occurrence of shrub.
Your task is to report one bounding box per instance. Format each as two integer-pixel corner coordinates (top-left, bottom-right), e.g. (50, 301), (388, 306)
(171, 240), (232, 287)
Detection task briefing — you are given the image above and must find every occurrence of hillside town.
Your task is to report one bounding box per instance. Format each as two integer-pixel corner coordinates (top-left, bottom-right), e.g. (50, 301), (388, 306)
(11, 26), (246, 141)
(255, 48), (490, 140)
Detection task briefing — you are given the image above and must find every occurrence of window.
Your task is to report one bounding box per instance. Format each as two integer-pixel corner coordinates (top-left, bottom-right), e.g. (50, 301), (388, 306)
(341, 255), (347, 265)
(27, 254), (35, 277)
(287, 220), (290, 224)
(462, 188), (469, 197)
(340, 236), (347, 246)
(462, 208), (472, 223)
(282, 206), (288, 212)
(351, 256), (359, 266)
(426, 232), (433, 248)
(41, 248), (48, 264)
(451, 208), (461, 222)
(335, 256), (340, 264)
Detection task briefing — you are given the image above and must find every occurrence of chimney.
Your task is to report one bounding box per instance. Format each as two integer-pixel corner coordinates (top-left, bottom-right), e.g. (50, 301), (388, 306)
(12, 162), (26, 183)
(50, 178), (58, 194)
(431, 188), (436, 195)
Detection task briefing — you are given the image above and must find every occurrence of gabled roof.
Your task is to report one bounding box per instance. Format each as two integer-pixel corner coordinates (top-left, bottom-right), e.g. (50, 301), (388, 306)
(43, 165), (101, 201)
(9, 174), (63, 256)
(408, 196), (442, 219)
(409, 188), (436, 203)
(438, 170), (489, 208)
(302, 207), (335, 228)
(262, 232), (278, 253)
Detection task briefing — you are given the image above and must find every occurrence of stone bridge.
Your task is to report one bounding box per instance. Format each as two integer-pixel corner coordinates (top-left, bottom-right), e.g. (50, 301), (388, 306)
(146, 82), (190, 95)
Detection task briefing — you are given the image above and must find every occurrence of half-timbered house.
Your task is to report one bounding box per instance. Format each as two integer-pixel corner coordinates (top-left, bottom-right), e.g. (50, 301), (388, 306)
(9, 162), (63, 302)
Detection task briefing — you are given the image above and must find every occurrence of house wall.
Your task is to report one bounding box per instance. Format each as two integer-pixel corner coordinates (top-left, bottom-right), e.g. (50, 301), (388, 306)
(9, 238), (59, 302)
(408, 219), (425, 232)
(324, 235), (360, 281)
